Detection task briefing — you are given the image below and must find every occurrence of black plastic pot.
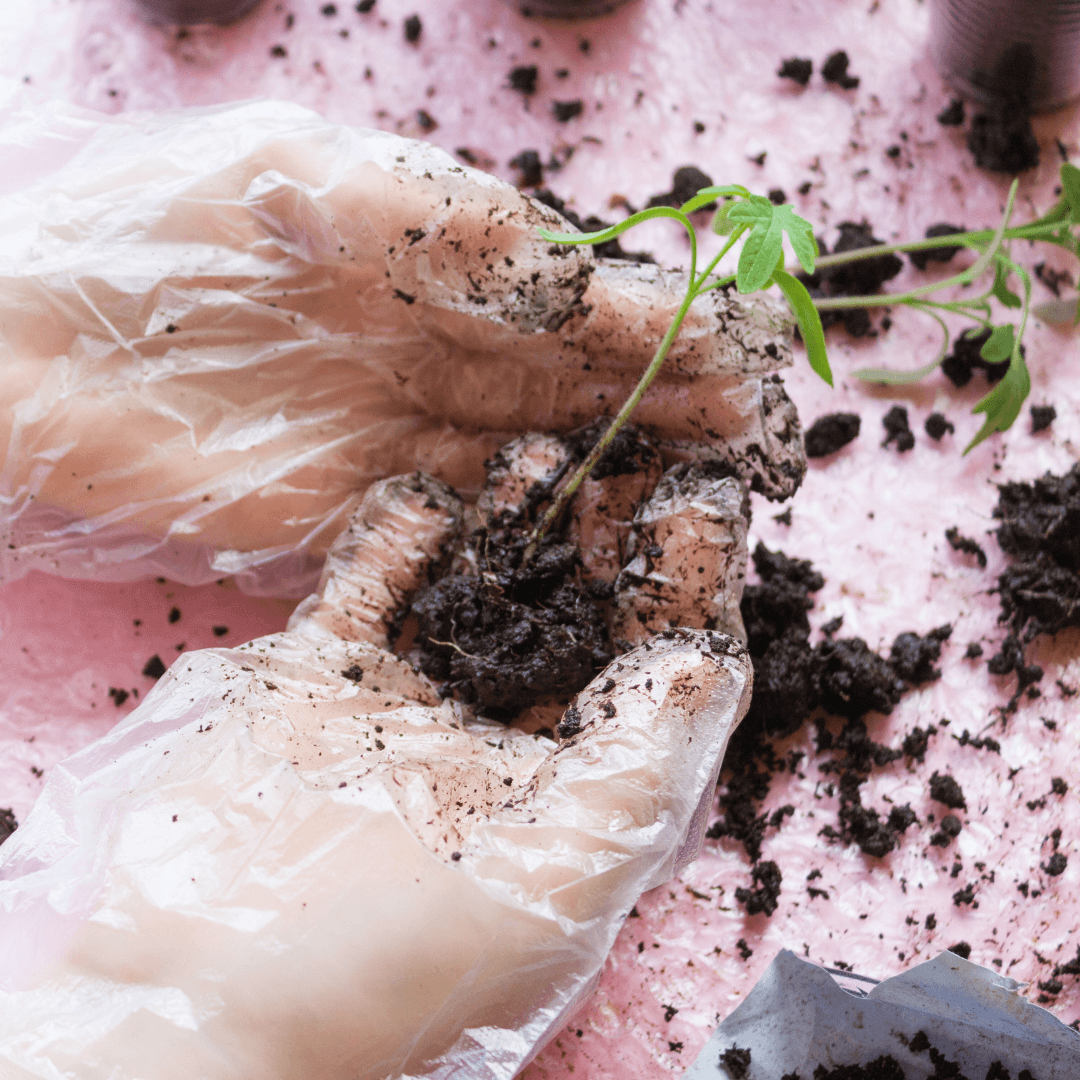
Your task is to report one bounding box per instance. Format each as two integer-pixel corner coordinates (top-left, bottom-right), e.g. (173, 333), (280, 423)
(131, 0), (263, 25)
(930, 0), (1080, 112)
(515, 0), (634, 18)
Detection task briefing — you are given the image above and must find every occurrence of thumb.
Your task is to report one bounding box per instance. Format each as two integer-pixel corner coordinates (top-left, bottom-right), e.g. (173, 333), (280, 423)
(288, 472), (462, 648)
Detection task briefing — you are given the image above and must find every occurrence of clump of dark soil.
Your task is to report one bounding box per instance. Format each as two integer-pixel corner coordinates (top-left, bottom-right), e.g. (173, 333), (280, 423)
(0, 808), (17, 846)
(798, 223), (903, 338)
(778, 57), (812, 86)
(412, 422), (660, 718)
(735, 860), (783, 916)
(711, 544), (953, 878)
(929, 771), (966, 809)
(908, 224), (965, 271)
(532, 189), (655, 263)
(646, 165), (715, 210)
(805, 412), (860, 458)
(925, 413), (955, 441)
(142, 654), (167, 679)
(822, 50), (859, 90)
(968, 103), (1039, 173)
(1030, 404), (1056, 433)
(941, 327), (1012, 387)
(987, 464), (1080, 703)
(552, 100), (584, 123)
(719, 1044), (752, 1078)
(811, 1055), (906, 1079)
(403, 13), (422, 42)
(508, 65), (538, 94)
(882, 406), (915, 452)
(511, 150), (544, 188)
(938, 98), (965, 126)
(945, 527), (987, 568)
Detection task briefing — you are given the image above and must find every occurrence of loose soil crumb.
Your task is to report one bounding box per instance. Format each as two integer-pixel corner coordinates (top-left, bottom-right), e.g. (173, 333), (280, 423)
(941, 327), (1012, 387)
(712, 544), (957, 877)
(925, 412), (955, 441)
(735, 860), (782, 916)
(881, 406), (914, 452)
(937, 98), (965, 126)
(778, 57), (812, 86)
(821, 50), (860, 90)
(552, 100), (584, 123)
(1030, 404), (1056, 433)
(800, 223), (902, 337)
(509, 65), (538, 94)
(719, 1044), (752, 1078)
(968, 103), (1039, 173)
(945, 527), (987, 568)
(0, 808), (17, 846)
(988, 464), (1080, 702)
(929, 770), (966, 810)
(142, 654), (167, 679)
(403, 14), (422, 43)
(805, 412), (860, 458)
(908, 224), (965, 271)
(811, 1055), (905, 1079)
(511, 150), (544, 188)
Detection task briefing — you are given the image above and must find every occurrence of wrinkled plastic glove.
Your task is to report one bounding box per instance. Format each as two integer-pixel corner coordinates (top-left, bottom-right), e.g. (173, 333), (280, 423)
(0, 94), (803, 597)
(0, 449), (752, 1079)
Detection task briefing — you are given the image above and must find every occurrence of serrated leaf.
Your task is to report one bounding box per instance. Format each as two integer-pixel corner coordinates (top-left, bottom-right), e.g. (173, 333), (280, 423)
(991, 262), (1022, 308)
(980, 323), (1015, 362)
(1061, 163), (1080, 224)
(966, 353), (1031, 451)
(730, 200), (818, 292)
(772, 269), (832, 386)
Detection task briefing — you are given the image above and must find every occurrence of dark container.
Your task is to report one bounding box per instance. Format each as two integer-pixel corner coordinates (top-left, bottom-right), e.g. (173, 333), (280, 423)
(930, 0), (1080, 112)
(131, 0), (263, 24)
(515, 0), (634, 17)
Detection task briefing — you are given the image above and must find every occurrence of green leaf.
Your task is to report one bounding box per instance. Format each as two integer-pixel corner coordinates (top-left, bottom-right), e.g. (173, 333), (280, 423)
(772, 269), (832, 386)
(991, 261), (1022, 308)
(966, 352), (1031, 451)
(1061, 163), (1080, 224)
(979, 323), (1015, 362)
(729, 199), (818, 292)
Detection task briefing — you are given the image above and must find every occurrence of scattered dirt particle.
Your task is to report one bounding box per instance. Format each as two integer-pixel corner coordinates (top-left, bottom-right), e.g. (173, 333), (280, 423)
(510, 149), (544, 188)
(552, 100), (583, 123)
(821, 50), (859, 89)
(924, 412), (955, 441)
(881, 405), (915, 452)
(719, 1045), (752, 1079)
(142, 655), (167, 680)
(805, 412), (860, 458)
(929, 771), (967, 809)
(735, 860), (782, 916)
(646, 165), (715, 210)
(778, 57), (812, 86)
(509, 65), (538, 94)
(0, 808), (17, 846)
(938, 98), (965, 126)
(908, 224), (965, 271)
(212, 625), (229, 637)
(1031, 404), (1057, 433)
(108, 687), (130, 707)
(403, 14), (422, 43)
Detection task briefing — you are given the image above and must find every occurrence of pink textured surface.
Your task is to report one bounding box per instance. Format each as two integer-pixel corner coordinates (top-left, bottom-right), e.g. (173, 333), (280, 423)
(2, 0), (1080, 1076)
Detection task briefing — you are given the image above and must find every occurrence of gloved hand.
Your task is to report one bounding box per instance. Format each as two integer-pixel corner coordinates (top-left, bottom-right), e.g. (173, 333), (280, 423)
(0, 97), (803, 596)
(0, 438), (752, 1080)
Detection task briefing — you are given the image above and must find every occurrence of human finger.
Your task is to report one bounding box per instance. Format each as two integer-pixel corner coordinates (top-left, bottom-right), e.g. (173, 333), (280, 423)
(288, 472), (463, 649)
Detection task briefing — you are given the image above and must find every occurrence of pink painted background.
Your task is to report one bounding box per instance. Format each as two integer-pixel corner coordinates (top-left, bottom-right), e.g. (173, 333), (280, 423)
(2, 0), (1080, 1074)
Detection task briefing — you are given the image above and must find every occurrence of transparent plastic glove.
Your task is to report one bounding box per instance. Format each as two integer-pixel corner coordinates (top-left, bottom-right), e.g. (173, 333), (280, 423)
(0, 463), (752, 1079)
(0, 93), (803, 597)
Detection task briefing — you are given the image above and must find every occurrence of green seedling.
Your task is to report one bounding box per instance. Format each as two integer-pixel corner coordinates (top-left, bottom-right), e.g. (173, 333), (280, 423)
(525, 163), (1080, 551)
